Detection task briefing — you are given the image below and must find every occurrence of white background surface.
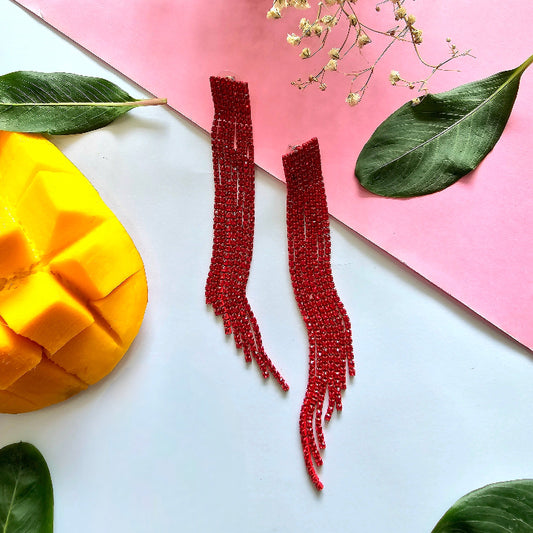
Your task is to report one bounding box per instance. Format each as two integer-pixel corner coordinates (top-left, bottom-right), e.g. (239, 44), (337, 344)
(0, 3), (532, 532)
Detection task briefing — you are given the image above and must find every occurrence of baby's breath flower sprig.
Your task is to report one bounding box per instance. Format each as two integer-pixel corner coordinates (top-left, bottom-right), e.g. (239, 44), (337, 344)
(388, 35), (474, 98)
(268, 0), (472, 105)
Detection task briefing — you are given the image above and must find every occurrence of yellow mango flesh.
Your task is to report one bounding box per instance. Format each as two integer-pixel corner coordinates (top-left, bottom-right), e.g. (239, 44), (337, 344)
(0, 206), (36, 277)
(0, 132), (147, 413)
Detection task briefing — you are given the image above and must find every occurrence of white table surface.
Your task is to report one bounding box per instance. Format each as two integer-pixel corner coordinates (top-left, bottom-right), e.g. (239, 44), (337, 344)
(1, 3), (532, 532)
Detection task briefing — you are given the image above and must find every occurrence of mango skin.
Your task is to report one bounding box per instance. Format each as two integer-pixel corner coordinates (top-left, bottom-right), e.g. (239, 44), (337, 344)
(0, 132), (147, 413)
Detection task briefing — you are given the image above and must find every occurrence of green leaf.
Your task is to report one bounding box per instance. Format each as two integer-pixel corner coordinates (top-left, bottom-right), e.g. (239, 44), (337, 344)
(0, 71), (166, 135)
(355, 54), (533, 197)
(0, 442), (53, 533)
(432, 479), (533, 533)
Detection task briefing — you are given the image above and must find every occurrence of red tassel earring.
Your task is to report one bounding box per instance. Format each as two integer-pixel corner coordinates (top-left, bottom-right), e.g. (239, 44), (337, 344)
(283, 138), (355, 490)
(206, 76), (288, 391)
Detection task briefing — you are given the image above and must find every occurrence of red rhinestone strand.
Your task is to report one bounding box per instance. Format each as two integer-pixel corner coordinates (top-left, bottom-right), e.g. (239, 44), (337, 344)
(206, 76), (289, 391)
(283, 138), (355, 491)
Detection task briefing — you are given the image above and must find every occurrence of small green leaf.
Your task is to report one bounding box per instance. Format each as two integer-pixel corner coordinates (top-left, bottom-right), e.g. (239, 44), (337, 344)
(0, 71), (166, 135)
(355, 54), (533, 197)
(432, 479), (533, 533)
(0, 442), (53, 533)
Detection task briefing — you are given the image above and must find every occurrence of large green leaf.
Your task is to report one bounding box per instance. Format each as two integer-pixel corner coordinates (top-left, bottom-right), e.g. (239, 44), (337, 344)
(432, 479), (533, 533)
(0, 71), (166, 135)
(0, 442), (53, 533)
(355, 54), (533, 197)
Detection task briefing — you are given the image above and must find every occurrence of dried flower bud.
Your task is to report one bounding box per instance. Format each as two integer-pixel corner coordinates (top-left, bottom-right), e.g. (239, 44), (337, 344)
(287, 33), (302, 46)
(319, 83), (327, 91)
(389, 70), (401, 85)
(300, 47), (311, 58)
(312, 23), (323, 36)
(267, 7), (282, 19)
(321, 15), (338, 27)
(411, 97), (421, 106)
(348, 14), (358, 26)
(411, 28), (423, 44)
(328, 48), (340, 59)
(325, 59), (338, 71)
(324, 0), (337, 5)
(405, 14), (416, 25)
(357, 32), (371, 47)
(346, 92), (361, 106)
(395, 7), (406, 19)
(293, 0), (311, 8)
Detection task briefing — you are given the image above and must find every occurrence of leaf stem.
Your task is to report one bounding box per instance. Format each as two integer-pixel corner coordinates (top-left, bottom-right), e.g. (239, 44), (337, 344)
(133, 97), (168, 107)
(517, 53), (533, 75)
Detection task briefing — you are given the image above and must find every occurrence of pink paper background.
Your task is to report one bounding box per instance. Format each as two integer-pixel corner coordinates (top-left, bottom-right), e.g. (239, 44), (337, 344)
(12, 0), (533, 350)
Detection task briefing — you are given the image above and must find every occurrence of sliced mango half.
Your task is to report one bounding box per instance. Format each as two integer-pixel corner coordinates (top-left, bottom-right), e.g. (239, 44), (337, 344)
(0, 131), (147, 413)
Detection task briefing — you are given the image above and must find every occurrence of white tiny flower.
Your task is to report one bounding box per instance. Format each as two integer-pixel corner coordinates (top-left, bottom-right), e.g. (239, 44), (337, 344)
(357, 33), (371, 47)
(287, 33), (302, 46)
(312, 23), (323, 36)
(328, 48), (340, 59)
(267, 7), (282, 19)
(389, 70), (401, 85)
(346, 92), (361, 106)
(321, 15), (338, 27)
(411, 28), (423, 44)
(301, 22), (312, 36)
(394, 6), (406, 19)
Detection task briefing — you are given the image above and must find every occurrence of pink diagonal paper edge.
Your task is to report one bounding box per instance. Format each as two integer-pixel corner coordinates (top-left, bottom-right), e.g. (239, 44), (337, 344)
(12, 0), (533, 351)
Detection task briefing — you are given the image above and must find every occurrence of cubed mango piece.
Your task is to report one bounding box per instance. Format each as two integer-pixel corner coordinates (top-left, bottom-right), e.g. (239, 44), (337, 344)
(0, 271), (94, 354)
(0, 322), (42, 389)
(6, 357), (88, 411)
(16, 170), (109, 256)
(50, 322), (123, 385)
(91, 270), (148, 348)
(0, 132), (147, 413)
(0, 206), (36, 277)
(0, 390), (39, 414)
(50, 217), (143, 300)
(0, 131), (77, 206)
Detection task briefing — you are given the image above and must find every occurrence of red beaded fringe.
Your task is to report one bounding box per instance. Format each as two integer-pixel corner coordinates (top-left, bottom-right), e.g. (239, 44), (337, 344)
(283, 138), (355, 490)
(206, 76), (288, 391)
